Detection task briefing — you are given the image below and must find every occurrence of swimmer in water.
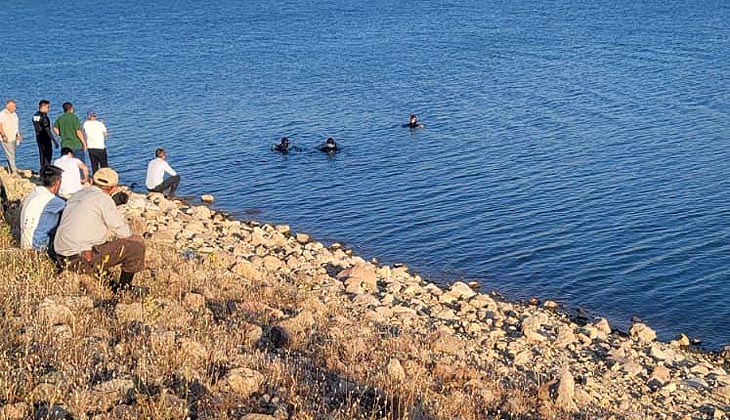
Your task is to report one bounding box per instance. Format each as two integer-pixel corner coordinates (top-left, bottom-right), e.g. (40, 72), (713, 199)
(272, 137), (294, 153)
(318, 137), (339, 153)
(404, 114), (424, 129)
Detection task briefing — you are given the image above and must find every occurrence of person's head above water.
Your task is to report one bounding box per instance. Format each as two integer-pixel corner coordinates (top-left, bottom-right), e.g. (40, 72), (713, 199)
(409, 114), (418, 124)
(280, 137), (290, 146)
(326, 137), (335, 145)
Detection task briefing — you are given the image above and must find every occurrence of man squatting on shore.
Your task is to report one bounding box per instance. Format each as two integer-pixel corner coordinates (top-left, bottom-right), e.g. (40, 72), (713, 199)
(54, 168), (146, 293)
(146, 148), (180, 199)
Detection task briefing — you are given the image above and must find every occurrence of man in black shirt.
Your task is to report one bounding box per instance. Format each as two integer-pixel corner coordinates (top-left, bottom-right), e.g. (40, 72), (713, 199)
(32, 100), (59, 170)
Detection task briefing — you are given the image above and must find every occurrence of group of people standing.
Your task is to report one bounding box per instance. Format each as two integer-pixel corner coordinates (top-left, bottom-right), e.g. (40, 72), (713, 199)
(3, 98), (182, 295)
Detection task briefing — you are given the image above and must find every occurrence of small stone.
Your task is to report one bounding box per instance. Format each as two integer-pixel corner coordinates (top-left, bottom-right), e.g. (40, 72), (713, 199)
(650, 365), (671, 384)
(682, 377), (708, 389)
(262, 255), (284, 272)
(629, 322), (656, 342)
(670, 333), (690, 348)
(201, 194), (214, 203)
(649, 344), (668, 361)
(191, 205), (212, 220)
(225, 368), (265, 398)
(296, 233), (310, 244)
(180, 338), (209, 367)
(182, 293), (206, 312)
(543, 300), (559, 310)
(242, 415), (277, 420)
(593, 318), (611, 335)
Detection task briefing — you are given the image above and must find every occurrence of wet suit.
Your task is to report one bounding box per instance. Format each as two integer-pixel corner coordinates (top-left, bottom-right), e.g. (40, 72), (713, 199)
(318, 143), (339, 153)
(33, 111), (58, 169)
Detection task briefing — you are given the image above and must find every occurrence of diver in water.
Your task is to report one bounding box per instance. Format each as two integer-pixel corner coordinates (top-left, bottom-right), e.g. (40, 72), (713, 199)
(404, 114), (424, 129)
(272, 137), (301, 153)
(318, 137), (339, 153)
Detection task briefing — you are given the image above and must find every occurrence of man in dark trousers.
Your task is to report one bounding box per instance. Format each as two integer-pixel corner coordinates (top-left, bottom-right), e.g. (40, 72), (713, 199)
(33, 100), (59, 170)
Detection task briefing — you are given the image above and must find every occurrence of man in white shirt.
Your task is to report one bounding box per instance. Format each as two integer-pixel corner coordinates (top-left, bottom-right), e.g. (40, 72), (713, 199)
(145, 148), (180, 199)
(83, 111), (108, 175)
(54, 147), (89, 198)
(0, 100), (22, 174)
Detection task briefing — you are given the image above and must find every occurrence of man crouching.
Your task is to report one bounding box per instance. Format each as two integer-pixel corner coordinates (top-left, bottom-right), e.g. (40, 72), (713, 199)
(54, 167), (145, 293)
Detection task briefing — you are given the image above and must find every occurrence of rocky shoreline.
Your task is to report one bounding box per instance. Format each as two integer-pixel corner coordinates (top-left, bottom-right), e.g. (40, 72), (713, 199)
(1, 169), (729, 419)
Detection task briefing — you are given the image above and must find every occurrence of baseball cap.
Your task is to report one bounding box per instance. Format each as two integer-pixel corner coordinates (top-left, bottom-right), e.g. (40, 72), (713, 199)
(93, 168), (119, 188)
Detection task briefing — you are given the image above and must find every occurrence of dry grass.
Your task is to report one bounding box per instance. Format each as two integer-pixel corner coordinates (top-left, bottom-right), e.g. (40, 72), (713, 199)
(0, 210), (616, 419)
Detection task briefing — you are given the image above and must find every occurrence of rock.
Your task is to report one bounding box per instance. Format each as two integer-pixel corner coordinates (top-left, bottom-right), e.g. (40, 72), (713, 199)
(439, 281), (476, 303)
(233, 261), (263, 281)
(555, 367), (578, 413)
(201, 194), (214, 203)
(225, 368), (265, 398)
(89, 379), (135, 411)
(271, 310), (315, 349)
(115, 303), (144, 324)
(337, 264), (378, 292)
(650, 365), (671, 384)
(670, 333), (690, 348)
(649, 344), (668, 361)
(386, 359), (406, 382)
(242, 415), (277, 420)
(182, 293), (206, 312)
(543, 300), (559, 309)
(262, 255), (284, 272)
(593, 317), (611, 335)
(191, 205), (211, 220)
(295, 233), (310, 244)
(554, 326), (577, 348)
(629, 322), (656, 342)
(37, 298), (74, 326)
(180, 338), (208, 367)
(682, 377), (708, 389)
(622, 361), (644, 377)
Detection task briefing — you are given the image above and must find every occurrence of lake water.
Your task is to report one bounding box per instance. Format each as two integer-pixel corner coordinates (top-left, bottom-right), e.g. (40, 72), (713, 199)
(3, 0), (729, 348)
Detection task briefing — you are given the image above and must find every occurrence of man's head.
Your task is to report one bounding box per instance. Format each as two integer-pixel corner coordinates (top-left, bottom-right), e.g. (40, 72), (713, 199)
(40, 165), (64, 195)
(155, 148), (167, 160)
(62, 102), (74, 113)
(409, 114), (417, 124)
(87, 111), (96, 120)
(93, 168), (120, 195)
(39, 100), (50, 113)
(326, 137), (335, 145)
(281, 137), (289, 147)
(60, 147), (74, 157)
(5, 100), (16, 113)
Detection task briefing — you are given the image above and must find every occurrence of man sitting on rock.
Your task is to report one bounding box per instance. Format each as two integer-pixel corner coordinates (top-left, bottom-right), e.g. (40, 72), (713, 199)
(20, 165), (66, 255)
(54, 168), (146, 293)
(145, 148), (180, 199)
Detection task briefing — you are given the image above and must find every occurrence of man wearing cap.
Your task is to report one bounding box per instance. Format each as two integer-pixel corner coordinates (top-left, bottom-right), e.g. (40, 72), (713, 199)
(53, 102), (87, 164)
(54, 168), (146, 293)
(33, 100), (59, 170)
(20, 165), (66, 253)
(83, 111), (108, 174)
(0, 100), (22, 174)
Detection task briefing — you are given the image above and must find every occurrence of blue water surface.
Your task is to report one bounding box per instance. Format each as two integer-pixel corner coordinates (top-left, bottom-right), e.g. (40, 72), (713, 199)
(2, 0), (729, 347)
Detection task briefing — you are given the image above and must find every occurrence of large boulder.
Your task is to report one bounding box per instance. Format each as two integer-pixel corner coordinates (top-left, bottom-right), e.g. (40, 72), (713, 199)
(629, 323), (657, 342)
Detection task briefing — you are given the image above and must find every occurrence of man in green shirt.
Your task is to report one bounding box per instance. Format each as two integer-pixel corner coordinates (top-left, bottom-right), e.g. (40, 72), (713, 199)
(53, 102), (87, 164)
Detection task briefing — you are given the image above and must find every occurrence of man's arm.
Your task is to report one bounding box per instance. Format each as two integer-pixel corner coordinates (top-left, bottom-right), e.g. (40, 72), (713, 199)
(0, 114), (7, 141)
(53, 119), (60, 137)
(99, 196), (131, 238)
(76, 129), (87, 149)
(164, 161), (177, 177)
(78, 162), (89, 184)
